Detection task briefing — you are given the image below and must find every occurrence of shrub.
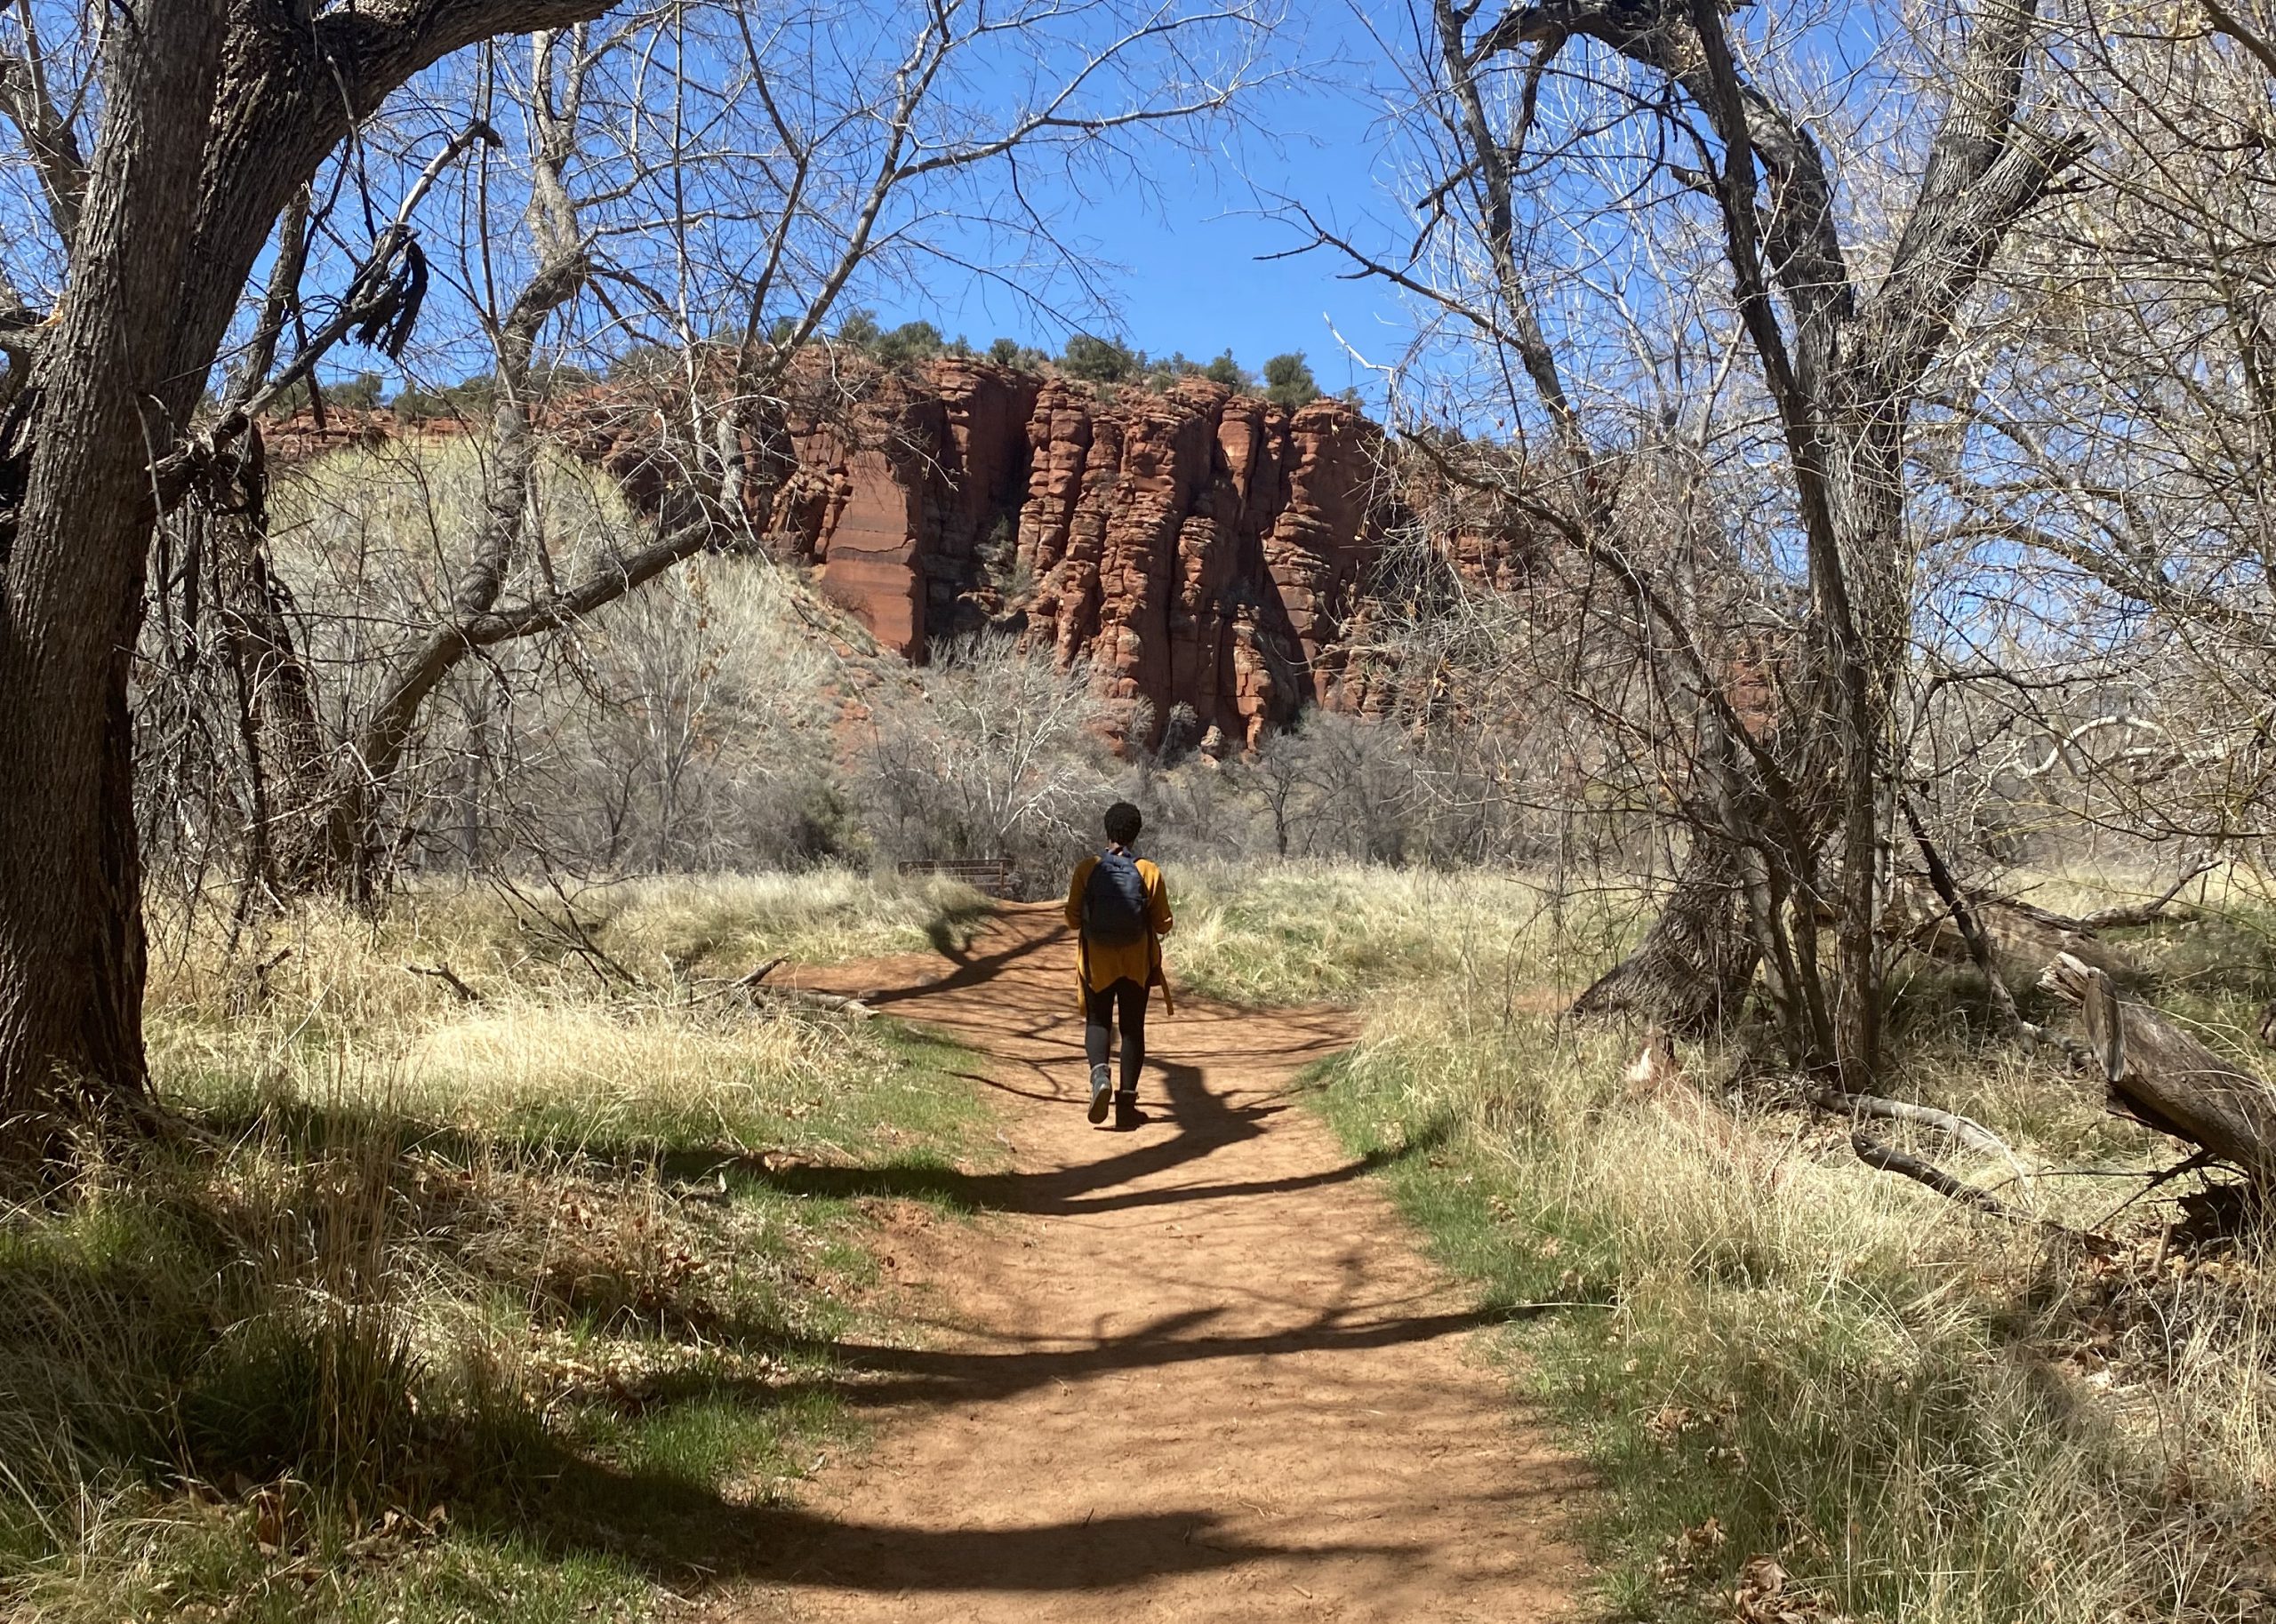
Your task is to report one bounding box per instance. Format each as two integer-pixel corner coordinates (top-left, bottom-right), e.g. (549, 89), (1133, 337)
(1262, 351), (1318, 409)
(987, 337), (1048, 370)
(1060, 332), (1137, 383)
(873, 320), (944, 368)
(331, 371), (386, 410)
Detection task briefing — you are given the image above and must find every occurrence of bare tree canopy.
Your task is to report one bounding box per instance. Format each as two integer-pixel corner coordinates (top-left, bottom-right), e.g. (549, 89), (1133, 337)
(0, 0), (1273, 1148)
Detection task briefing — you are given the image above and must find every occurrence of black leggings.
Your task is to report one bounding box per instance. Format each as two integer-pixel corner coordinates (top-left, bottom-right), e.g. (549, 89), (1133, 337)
(1084, 977), (1149, 1094)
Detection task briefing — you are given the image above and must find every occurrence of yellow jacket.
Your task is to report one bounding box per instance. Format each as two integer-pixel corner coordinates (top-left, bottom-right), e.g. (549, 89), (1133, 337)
(1066, 852), (1174, 1014)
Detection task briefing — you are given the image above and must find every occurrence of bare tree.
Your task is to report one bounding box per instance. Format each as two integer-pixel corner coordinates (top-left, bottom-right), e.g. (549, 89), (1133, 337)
(0, 0), (621, 1144)
(1905, 0), (2276, 877)
(0, 0), (1273, 1141)
(861, 634), (1118, 887)
(1295, 0), (2088, 1082)
(183, 0), (1272, 900)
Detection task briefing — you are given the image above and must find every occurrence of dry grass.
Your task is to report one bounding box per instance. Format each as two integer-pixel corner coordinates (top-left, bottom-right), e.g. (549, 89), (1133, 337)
(16, 860), (2276, 1621)
(1213, 861), (2276, 1622)
(1166, 860), (1628, 1009)
(1, 872), (995, 1623)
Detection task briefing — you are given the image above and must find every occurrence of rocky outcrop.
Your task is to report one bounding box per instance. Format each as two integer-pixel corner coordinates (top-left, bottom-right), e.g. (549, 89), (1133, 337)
(766, 360), (1401, 750)
(261, 357), (1515, 751)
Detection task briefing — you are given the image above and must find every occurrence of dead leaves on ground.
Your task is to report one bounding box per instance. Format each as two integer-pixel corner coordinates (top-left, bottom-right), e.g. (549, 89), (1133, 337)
(1657, 1516), (1853, 1623)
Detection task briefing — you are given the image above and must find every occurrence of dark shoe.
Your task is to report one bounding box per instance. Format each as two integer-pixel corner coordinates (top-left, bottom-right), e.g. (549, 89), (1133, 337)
(1114, 1092), (1143, 1131)
(1087, 1064), (1112, 1124)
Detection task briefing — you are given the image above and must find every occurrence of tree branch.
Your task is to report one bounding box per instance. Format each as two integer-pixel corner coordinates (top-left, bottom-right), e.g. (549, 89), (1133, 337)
(0, 0), (88, 248)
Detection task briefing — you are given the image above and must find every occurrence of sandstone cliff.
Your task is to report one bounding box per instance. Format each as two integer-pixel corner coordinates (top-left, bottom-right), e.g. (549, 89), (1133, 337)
(764, 359), (1399, 751)
(264, 357), (1463, 752)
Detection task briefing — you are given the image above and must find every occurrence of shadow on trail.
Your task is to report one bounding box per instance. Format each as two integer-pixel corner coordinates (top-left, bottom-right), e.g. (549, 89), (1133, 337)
(792, 1294), (1527, 1410)
(652, 1036), (1436, 1223)
(449, 909), (1455, 1596)
(849, 908), (1064, 1008)
(701, 916), (1374, 1220)
(457, 1435), (1400, 1593)
(455, 1295), (1493, 1589)
(698, 1108), (1452, 1220)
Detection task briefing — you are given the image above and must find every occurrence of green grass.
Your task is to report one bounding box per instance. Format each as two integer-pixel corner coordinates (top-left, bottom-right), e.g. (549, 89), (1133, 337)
(2, 875), (1000, 1623)
(1256, 862), (2276, 1623)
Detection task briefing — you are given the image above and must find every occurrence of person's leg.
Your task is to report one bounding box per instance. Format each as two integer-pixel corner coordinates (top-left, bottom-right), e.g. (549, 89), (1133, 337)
(1084, 981), (1115, 1122)
(1115, 978), (1149, 1100)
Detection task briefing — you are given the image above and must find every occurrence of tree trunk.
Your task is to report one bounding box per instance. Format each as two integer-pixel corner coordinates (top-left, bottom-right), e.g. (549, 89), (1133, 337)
(0, 7), (229, 1134)
(204, 442), (357, 900)
(1570, 839), (1762, 1035)
(2044, 952), (2276, 1187)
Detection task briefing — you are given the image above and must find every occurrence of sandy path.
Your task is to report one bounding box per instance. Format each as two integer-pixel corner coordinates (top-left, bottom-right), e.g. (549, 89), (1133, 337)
(736, 904), (1585, 1622)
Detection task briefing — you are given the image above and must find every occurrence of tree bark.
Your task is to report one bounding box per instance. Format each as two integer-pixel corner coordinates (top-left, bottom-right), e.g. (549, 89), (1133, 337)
(0, 5), (229, 1132)
(2043, 952), (2276, 1187)
(1571, 839), (1762, 1035)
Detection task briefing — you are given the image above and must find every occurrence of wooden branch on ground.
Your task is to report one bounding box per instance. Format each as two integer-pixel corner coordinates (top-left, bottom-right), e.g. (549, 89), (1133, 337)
(2042, 952), (2276, 1186)
(771, 988), (874, 1020)
(734, 956), (786, 992)
(1970, 860), (2212, 940)
(718, 972), (876, 1020)
(696, 956), (788, 1004)
(1848, 1130), (2016, 1218)
(405, 962), (482, 1003)
(1812, 1087), (2035, 1207)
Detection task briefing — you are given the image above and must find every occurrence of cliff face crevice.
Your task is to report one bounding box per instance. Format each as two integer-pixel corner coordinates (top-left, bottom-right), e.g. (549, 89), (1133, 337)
(765, 358), (1398, 750)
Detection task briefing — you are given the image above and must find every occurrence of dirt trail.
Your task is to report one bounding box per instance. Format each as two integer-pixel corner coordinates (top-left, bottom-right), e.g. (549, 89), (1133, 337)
(740, 904), (1585, 1622)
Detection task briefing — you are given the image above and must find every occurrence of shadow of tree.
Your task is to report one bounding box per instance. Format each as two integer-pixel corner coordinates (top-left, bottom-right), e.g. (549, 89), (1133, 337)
(8, 905), (1469, 1604)
(455, 1424), (1399, 1590)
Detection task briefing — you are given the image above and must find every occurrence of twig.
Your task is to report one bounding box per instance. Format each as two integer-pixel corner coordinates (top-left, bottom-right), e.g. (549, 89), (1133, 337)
(2073, 859), (2217, 931)
(247, 946), (293, 1004)
(1901, 796), (2031, 1041)
(405, 962), (481, 1004)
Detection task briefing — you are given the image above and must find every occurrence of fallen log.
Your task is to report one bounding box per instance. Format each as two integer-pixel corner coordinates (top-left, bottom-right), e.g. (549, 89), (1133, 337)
(2041, 952), (2276, 1187)
(2071, 860), (2215, 931)
(757, 986), (875, 1020)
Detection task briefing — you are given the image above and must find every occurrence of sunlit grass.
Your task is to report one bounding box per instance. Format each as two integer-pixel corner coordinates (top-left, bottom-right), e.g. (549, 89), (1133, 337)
(1242, 860), (2276, 1622)
(2, 871), (996, 1623)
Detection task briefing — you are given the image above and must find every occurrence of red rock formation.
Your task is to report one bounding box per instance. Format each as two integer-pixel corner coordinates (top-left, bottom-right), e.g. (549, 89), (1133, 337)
(263, 357), (1525, 751)
(766, 362), (1403, 749)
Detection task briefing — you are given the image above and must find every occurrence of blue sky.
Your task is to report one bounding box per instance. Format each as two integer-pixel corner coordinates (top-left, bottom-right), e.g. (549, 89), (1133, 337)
(866, 5), (1416, 402)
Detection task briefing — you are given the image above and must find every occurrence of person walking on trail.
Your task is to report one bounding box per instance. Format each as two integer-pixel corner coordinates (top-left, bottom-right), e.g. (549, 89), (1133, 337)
(1066, 801), (1173, 1131)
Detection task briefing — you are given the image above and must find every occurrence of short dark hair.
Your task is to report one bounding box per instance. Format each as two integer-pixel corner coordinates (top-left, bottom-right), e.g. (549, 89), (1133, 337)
(1103, 800), (1143, 844)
